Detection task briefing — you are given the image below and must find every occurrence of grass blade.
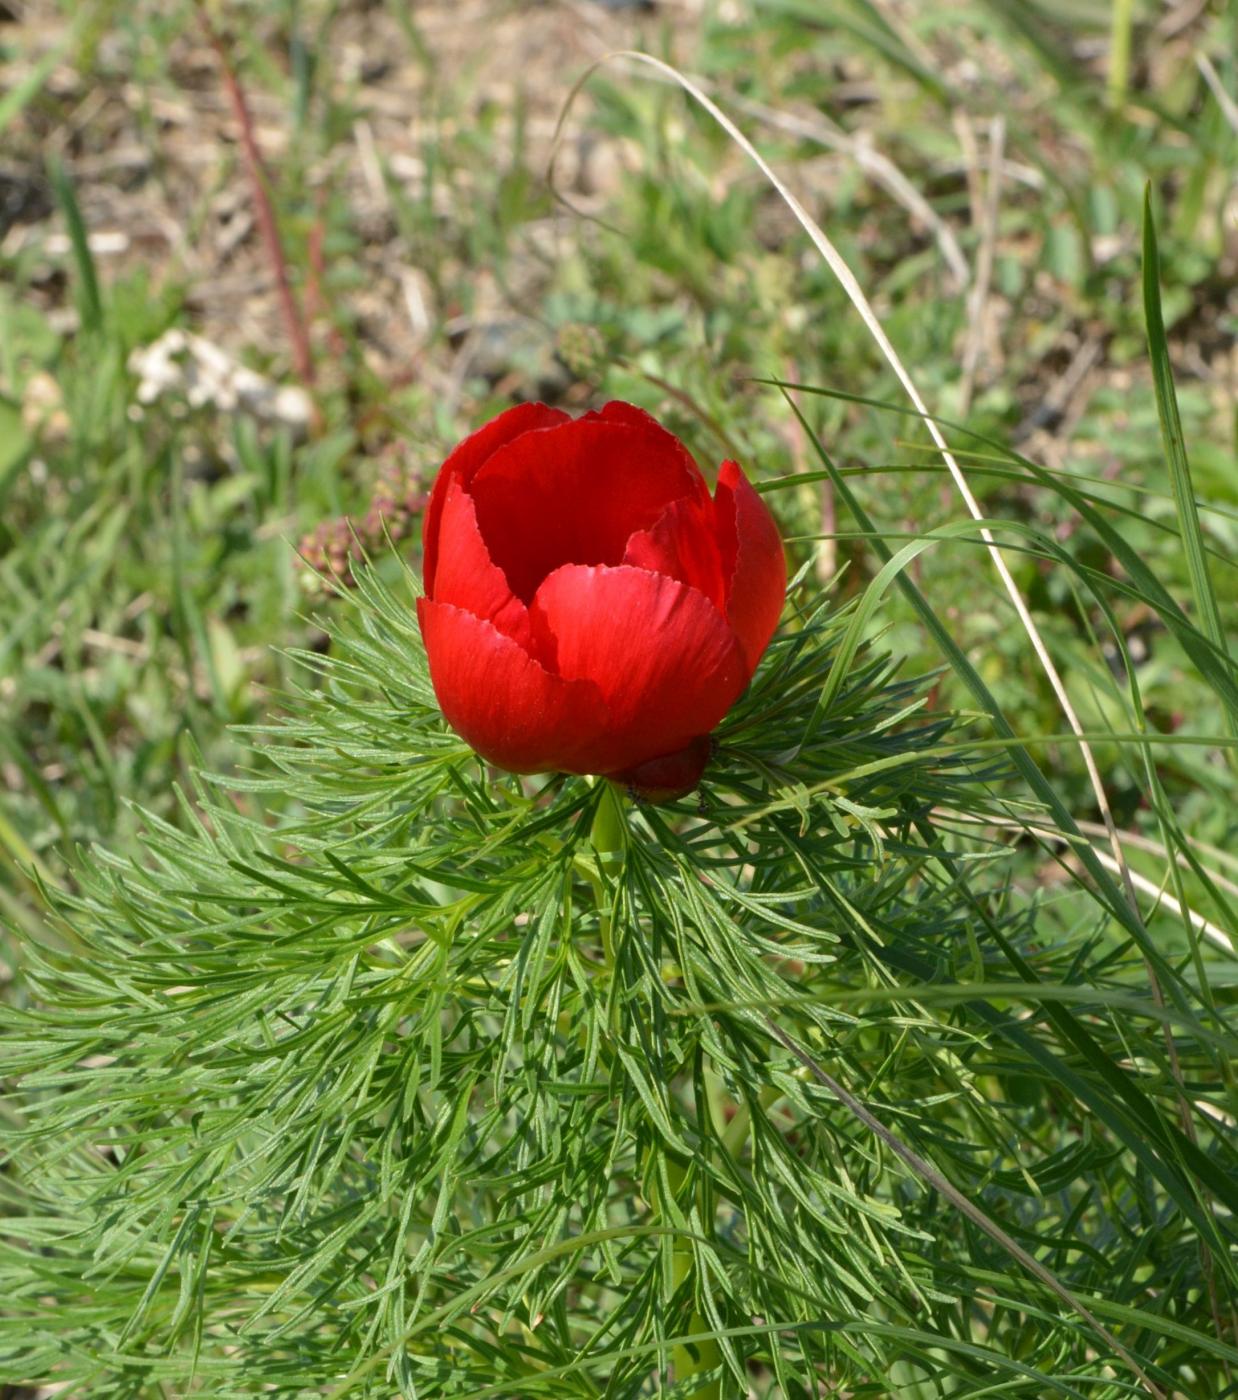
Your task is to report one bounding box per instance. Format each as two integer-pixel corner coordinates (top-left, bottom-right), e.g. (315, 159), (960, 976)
(1142, 188), (1230, 681)
(46, 158), (103, 334)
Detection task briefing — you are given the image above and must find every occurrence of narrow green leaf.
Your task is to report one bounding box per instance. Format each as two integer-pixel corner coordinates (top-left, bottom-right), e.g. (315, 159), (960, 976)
(1142, 188), (1230, 681)
(46, 158), (103, 334)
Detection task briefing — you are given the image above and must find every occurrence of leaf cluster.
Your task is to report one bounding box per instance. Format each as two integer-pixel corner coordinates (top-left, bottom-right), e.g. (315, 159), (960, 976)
(1, 557), (1235, 1397)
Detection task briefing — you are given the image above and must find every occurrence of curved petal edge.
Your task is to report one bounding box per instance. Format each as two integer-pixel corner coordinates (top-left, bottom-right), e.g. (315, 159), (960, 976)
(531, 563), (746, 775)
(423, 402), (569, 594)
(431, 479), (533, 652)
(714, 460), (786, 675)
(417, 598), (608, 774)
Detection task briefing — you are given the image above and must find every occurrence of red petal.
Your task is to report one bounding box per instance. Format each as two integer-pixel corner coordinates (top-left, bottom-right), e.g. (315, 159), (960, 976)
(423, 402), (569, 595)
(623, 496), (726, 611)
(588, 400), (689, 442)
(431, 479), (533, 651)
(530, 564), (746, 775)
(470, 418), (710, 603)
(714, 460), (786, 674)
(418, 599), (608, 774)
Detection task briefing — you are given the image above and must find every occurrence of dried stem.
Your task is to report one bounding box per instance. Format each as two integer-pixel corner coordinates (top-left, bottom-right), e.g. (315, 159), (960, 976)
(195, 3), (315, 390)
(959, 115), (1004, 416)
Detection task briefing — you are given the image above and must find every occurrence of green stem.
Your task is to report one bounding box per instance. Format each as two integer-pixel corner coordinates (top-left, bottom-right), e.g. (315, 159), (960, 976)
(719, 1082), (782, 1161)
(665, 1153), (721, 1398)
(1107, 0), (1133, 108)
(588, 781), (626, 972)
(587, 785), (720, 1395)
(589, 779), (626, 860)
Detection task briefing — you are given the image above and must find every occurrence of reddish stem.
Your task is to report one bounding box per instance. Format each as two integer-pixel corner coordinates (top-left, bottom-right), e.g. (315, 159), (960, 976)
(305, 205), (347, 358)
(197, 5), (315, 388)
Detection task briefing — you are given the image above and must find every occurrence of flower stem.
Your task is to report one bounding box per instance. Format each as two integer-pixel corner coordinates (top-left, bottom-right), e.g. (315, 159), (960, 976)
(589, 780), (626, 862)
(588, 782), (720, 1396)
(588, 781), (625, 972)
(665, 1155), (722, 1398)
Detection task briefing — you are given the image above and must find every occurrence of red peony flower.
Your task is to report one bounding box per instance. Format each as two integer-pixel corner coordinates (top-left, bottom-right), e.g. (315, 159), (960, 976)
(417, 400), (785, 793)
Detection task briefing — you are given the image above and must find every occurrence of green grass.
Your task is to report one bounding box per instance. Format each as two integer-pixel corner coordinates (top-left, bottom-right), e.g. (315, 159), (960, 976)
(1, 0), (1235, 1394)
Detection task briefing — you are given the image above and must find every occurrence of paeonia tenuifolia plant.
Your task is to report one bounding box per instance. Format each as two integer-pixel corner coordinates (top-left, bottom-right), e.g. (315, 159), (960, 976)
(417, 401), (786, 798)
(3, 396), (1227, 1398)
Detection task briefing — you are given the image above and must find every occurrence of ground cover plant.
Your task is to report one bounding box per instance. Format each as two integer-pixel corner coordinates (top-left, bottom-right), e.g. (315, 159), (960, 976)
(1, 0), (1235, 1395)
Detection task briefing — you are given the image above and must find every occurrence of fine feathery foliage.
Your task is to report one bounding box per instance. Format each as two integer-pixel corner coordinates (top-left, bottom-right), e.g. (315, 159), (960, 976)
(2, 530), (1236, 1396)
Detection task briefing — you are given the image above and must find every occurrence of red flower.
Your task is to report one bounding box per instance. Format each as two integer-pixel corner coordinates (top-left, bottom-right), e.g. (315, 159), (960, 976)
(417, 400), (785, 792)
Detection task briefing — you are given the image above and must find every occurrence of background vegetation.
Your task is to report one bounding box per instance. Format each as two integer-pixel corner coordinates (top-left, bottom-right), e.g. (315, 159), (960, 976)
(0, 0), (1235, 1395)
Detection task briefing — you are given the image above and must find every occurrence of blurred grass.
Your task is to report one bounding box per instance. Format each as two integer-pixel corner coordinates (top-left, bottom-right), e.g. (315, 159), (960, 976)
(0, 0), (1234, 983)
